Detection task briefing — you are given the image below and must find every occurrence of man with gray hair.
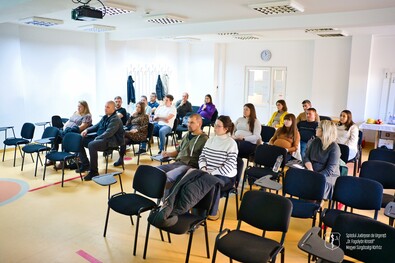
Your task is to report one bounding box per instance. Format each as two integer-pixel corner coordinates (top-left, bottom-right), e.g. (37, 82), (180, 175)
(77, 101), (124, 181)
(175, 92), (193, 119)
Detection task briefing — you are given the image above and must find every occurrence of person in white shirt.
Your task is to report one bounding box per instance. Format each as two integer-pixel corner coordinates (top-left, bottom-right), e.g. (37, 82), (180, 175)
(199, 115), (238, 220)
(233, 103), (261, 159)
(336, 110), (359, 160)
(153, 94), (177, 153)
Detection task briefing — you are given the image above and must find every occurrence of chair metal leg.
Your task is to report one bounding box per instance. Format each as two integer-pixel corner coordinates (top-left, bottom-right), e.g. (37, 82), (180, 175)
(211, 240), (218, 263)
(281, 247), (285, 263)
(185, 231), (194, 263)
(2, 145), (5, 162)
(75, 160), (83, 181)
(133, 215), (141, 256)
(143, 223), (151, 259)
(130, 216), (134, 225)
(43, 158), (47, 181)
(21, 152), (25, 171)
(204, 222), (210, 259)
(220, 195), (229, 232)
(13, 145), (17, 167)
(103, 206), (111, 237)
(167, 232), (171, 243)
(105, 155), (109, 173)
(235, 192), (239, 220)
(159, 229), (164, 241)
(61, 162), (65, 187)
(118, 173), (124, 192)
(34, 152), (40, 177)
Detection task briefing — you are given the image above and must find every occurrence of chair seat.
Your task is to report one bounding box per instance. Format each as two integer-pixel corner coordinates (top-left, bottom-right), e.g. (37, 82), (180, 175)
(108, 193), (157, 216)
(22, 144), (50, 153)
(322, 209), (353, 227)
(289, 198), (321, 219)
(217, 230), (282, 263)
(382, 193), (395, 208)
(159, 213), (205, 234)
(4, 138), (29, 145)
(246, 166), (280, 184)
(46, 151), (77, 162)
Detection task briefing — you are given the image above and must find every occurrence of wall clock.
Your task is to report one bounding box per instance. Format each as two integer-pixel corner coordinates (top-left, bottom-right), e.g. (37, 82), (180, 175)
(261, 49), (272, 61)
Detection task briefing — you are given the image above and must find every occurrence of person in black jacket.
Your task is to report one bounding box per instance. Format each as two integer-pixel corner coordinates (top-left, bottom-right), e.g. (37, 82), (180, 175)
(297, 108), (318, 159)
(78, 101), (124, 180)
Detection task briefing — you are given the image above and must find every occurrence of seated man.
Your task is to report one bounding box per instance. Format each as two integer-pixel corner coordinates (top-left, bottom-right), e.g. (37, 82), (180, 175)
(176, 92), (193, 120)
(78, 101), (124, 181)
(296, 99), (320, 123)
(148, 92), (160, 115)
(297, 107), (319, 159)
(114, 96), (128, 125)
(157, 113), (208, 190)
(153, 94), (177, 154)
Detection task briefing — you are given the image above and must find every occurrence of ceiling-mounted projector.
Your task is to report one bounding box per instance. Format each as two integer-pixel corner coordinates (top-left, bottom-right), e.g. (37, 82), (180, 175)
(71, 5), (103, 21)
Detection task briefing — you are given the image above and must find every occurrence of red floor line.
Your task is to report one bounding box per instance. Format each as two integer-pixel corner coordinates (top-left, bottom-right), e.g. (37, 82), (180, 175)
(28, 176), (82, 192)
(76, 250), (102, 263)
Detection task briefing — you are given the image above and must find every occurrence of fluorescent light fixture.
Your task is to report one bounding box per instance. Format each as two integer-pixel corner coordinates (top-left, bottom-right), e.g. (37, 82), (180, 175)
(234, 34), (261, 40)
(305, 28), (347, 37)
(217, 32), (239, 36)
(97, 1), (136, 16)
(249, 0), (304, 15)
(173, 37), (200, 42)
(20, 16), (63, 27)
(146, 14), (185, 25)
(78, 24), (116, 33)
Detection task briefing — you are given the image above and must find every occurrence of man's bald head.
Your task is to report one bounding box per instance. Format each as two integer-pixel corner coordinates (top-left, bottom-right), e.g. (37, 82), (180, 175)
(105, 101), (116, 116)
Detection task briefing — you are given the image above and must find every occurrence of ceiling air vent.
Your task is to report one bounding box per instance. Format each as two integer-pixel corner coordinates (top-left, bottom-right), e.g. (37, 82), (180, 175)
(78, 24), (116, 33)
(234, 34), (261, 40)
(217, 32), (239, 36)
(97, 1), (136, 16)
(249, 0), (304, 15)
(305, 28), (347, 37)
(20, 16), (63, 27)
(146, 15), (185, 25)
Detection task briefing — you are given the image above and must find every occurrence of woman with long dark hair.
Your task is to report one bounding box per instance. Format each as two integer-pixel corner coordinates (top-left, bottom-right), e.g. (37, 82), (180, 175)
(269, 113), (300, 158)
(336, 110), (359, 160)
(233, 103), (261, 158)
(267, 99), (288, 128)
(197, 94), (217, 126)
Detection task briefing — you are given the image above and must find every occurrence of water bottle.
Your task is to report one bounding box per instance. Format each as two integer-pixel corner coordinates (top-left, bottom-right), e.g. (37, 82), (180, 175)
(272, 155), (283, 173)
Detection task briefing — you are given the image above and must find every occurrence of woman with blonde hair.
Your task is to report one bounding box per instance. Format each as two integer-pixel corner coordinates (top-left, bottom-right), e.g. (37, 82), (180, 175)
(304, 120), (341, 199)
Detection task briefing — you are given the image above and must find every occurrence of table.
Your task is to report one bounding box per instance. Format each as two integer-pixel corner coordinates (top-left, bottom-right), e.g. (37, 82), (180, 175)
(359, 123), (395, 148)
(0, 126), (16, 140)
(35, 121), (51, 130)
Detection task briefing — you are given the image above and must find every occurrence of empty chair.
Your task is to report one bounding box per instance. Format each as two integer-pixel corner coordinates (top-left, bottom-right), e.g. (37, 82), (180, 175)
(144, 188), (215, 263)
(320, 176), (383, 235)
(21, 126), (59, 177)
(260, 125), (276, 143)
(283, 168), (326, 227)
(51, 115), (64, 130)
(299, 214), (395, 263)
(212, 191), (293, 263)
(240, 143), (287, 199)
(2, 122), (35, 167)
(43, 133), (83, 187)
(219, 157), (244, 232)
(104, 165), (166, 256)
(319, 115), (332, 121)
(368, 148), (395, 164)
(359, 160), (395, 209)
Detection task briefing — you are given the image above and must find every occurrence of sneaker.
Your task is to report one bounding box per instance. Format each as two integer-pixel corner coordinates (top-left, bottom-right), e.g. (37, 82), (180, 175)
(84, 171), (99, 181)
(75, 165), (89, 173)
(45, 160), (55, 166)
(207, 210), (220, 221)
(158, 150), (162, 155)
(113, 160), (124, 167)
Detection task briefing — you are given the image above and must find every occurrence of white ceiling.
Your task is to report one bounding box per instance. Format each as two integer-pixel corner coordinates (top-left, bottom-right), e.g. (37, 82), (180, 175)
(1, 0), (395, 42)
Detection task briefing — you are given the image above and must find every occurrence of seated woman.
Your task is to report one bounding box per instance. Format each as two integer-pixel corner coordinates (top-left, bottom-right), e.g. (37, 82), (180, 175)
(233, 103), (261, 159)
(336, 110), (359, 160)
(52, 100), (92, 151)
(304, 120), (341, 199)
(114, 101), (149, 166)
(197, 94), (217, 126)
(199, 115), (238, 220)
(267, 99), (288, 128)
(269, 113), (300, 161)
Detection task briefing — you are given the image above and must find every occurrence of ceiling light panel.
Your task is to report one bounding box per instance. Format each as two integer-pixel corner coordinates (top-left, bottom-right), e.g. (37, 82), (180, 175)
(217, 32), (239, 36)
(234, 34), (260, 40)
(146, 15), (185, 25)
(78, 24), (116, 33)
(20, 16), (63, 27)
(97, 1), (135, 16)
(249, 0), (304, 15)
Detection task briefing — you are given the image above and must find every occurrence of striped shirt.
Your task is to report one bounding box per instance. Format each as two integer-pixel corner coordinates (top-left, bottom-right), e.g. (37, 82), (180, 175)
(199, 134), (238, 178)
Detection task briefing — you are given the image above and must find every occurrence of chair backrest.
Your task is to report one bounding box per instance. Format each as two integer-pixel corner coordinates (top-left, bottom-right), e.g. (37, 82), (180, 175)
(283, 168), (326, 201)
(254, 143), (287, 169)
(41, 126), (60, 139)
(62, 133), (82, 153)
(338, 143), (350, 163)
(191, 188), (216, 217)
(171, 118), (179, 132)
(133, 165), (167, 199)
(368, 148), (395, 164)
(333, 214), (395, 262)
(332, 176), (383, 211)
(234, 157), (244, 188)
(210, 109), (219, 124)
(51, 115), (64, 129)
(21, 122), (35, 140)
(260, 125), (276, 143)
(239, 191), (292, 233)
(319, 115), (332, 121)
(357, 130), (363, 146)
(360, 160), (395, 189)
(146, 122), (154, 141)
(191, 105), (200, 113)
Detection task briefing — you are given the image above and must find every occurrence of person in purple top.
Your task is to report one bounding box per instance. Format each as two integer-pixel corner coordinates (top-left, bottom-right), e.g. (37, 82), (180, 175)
(197, 94), (217, 126)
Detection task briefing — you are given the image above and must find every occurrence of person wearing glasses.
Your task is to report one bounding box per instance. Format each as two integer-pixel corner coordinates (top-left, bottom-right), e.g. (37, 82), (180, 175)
(304, 120), (341, 199)
(199, 115), (238, 220)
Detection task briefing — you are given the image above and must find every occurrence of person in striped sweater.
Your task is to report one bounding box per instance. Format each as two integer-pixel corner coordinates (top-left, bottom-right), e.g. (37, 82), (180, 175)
(199, 115), (238, 220)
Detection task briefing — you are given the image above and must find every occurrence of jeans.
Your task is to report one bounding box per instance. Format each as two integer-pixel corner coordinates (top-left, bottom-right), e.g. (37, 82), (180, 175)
(79, 137), (109, 173)
(300, 141), (307, 160)
(153, 124), (172, 151)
